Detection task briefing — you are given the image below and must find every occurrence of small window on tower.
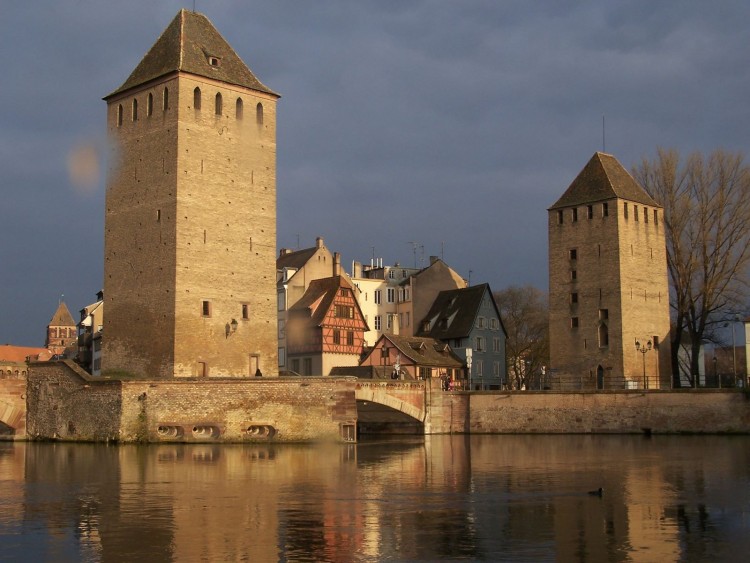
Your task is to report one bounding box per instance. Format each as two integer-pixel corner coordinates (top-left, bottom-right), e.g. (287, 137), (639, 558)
(571, 317), (579, 329)
(256, 102), (264, 126)
(117, 105), (123, 127)
(147, 93), (153, 116)
(603, 202), (609, 217)
(236, 98), (243, 120)
(132, 98), (138, 121)
(587, 205), (593, 219)
(215, 93), (223, 116)
(194, 87), (202, 110)
(202, 301), (211, 317)
(569, 248), (577, 260)
(572, 208), (578, 222)
(558, 210), (563, 224)
(242, 304), (249, 320)
(208, 56), (221, 68)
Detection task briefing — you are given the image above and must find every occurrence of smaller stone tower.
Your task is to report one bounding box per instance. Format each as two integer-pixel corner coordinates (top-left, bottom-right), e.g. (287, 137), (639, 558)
(45, 301), (77, 357)
(548, 153), (672, 389)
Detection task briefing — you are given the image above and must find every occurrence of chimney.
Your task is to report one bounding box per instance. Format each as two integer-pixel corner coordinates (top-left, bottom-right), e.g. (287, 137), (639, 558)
(430, 256), (439, 264)
(316, 237), (324, 248)
(279, 248), (293, 257)
(333, 252), (341, 277)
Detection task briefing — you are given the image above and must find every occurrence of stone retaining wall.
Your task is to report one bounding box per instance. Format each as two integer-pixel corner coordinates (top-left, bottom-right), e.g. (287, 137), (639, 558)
(26, 361), (357, 443)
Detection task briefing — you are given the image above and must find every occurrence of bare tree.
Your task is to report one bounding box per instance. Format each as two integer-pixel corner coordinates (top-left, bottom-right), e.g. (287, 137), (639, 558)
(493, 286), (549, 390)
(634, 148), (750, 386)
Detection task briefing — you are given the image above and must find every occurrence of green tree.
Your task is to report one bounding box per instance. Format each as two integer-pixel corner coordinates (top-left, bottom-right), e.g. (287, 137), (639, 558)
(634, 149), (750, 386)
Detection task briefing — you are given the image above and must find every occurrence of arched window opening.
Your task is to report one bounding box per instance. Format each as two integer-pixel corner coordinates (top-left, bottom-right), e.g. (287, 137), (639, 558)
(117, 104), (123, 127)
(215, 92), (223, 116)
(598, 323), (609, 348)
(132, 98), (138, 121)
(163, 87), (169, 111)
(236, 98), (243, 120)
(147, 93), (153, 116)
(256, 102), (263, 126)
(193, 87), (201, 110)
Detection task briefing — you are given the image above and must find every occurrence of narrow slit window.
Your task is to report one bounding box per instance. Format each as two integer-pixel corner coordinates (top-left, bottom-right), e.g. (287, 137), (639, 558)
(242, 304), (249, 320)
(587, 205), (593, 219)
(201, 301), (211, 317)
(236, 98), (243, 120)
(132, 98), (138, 121)
(117, 105), (123, 127)
(602, 202), (609, 217)
(215, 93), (223, 116)
(558, 210), (563, 224)
(256, 102), (264, 126)
(163, 87), (169, 111)
(147, 93), (153, 116)
(194, 87), (201, 110)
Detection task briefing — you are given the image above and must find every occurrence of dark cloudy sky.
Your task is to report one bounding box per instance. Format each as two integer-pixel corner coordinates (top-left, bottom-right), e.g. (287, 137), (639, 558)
(2, 1), (749, 346)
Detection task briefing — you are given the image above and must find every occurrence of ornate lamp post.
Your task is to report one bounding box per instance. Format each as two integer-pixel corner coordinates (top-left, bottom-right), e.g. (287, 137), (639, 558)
(635, 339), (652, 390)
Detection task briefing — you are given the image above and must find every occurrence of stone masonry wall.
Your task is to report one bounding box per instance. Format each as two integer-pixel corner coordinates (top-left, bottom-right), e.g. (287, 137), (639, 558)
(427, 386), (750, 434)
(27, 362), (357, 443)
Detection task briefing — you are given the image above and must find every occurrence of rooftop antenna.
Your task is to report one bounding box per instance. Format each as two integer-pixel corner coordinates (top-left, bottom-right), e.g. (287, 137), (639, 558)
(295, 234), (300, 249)
(408, 242), (419, 268)
(602, 114), (606, 153)
(420, 245), (425, 267)
(468, 270), (472, 286)
(441, 241), (444, 261)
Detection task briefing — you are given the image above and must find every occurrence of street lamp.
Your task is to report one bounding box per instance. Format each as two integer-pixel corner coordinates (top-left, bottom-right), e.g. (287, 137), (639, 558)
(635, 339), (652, 390)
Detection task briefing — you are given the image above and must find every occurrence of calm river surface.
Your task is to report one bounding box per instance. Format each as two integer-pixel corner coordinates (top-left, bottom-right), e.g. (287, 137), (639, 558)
(0, 435), (748, 562)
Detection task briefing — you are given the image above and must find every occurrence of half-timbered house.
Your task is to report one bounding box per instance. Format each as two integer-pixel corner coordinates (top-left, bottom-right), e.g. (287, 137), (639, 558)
(286, 275), (368, 375)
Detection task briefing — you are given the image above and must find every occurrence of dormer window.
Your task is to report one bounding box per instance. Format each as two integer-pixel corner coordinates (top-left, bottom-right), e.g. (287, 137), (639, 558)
(207, 56), (221, 68)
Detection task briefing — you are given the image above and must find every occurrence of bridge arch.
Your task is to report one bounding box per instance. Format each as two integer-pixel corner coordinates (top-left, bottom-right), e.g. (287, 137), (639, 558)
(354, 382), (426, 434)
(0, 402), (25, 437)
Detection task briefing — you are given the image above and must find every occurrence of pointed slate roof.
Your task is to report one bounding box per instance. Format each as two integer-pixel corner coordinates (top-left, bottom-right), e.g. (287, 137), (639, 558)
(549, 152), (659, 210)
(105, 10), (278, 99)
(417, 283), (506, 340)
(49, 302), (76, 327)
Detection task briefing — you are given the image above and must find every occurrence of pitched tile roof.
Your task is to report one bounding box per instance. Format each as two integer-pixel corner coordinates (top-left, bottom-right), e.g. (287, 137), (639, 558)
(276, 246), (319, 271)
(288, 276), (366, 329)
(105, 10), (278, 99)
(0, 345), (50, 363)
(378, 334), (463, 368)
(49, 302), (76, 327)
(549, 152), (659, 210)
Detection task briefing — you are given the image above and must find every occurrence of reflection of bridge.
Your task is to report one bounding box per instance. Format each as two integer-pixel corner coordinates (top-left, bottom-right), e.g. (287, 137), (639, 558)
(0, 377), (26, 439)
(354, 381), (429, 433)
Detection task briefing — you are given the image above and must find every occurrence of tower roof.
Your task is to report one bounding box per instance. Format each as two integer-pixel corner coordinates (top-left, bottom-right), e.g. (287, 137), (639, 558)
(49, 302), (76, 327)
(105, 9), (278, 99)
(549, 152), (659, 210)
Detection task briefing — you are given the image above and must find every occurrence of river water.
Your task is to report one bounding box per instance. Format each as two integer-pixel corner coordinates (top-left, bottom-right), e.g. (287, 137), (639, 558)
(0, 435), (748, 562)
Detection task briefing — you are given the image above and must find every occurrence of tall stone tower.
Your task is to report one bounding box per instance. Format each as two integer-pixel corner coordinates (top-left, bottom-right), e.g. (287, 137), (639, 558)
(548, 153), (671, 389)
(102, 10), (279, 378)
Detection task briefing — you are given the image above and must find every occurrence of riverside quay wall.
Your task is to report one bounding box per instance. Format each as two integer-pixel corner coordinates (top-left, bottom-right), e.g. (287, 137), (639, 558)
(427, 385), (750, 434)
(25, 361), (357, 443)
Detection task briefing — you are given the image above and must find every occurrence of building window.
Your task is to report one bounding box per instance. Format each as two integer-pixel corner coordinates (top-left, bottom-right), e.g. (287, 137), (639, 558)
(493, 337), (501, 352)
(386, 314), (393, 330)
(278, 348), (285, 367)
(335, 304), (354, 319)
(571, 270), (577, 281)
(570, 292), (578, 304)
(347, 331), (354, 346)
(572, 208), (578, 222)
(476, 360), (483, 377)
(116, 104), (123, 127)
(277, 291), (285, 311)
(194, 87), (201, 110)
(403, 288), (410, 301)
(333, 330), (341, 345)
(197, 361), (208, 377)
(387, 288), (395, 303)
(598, 323), (609, 347)
(477, 317), (486, 329)
(569, 248), (577, 260)
(215, 93), (223, 115)
(603, 202), (609, 217)
(201, 300), (211, 317)
(163, 87), (169, 111)
(405, 312), (410, 326)
(634, 205), (639, 221)
(291, 359), (300, 373)
(475, 336), (485, 352)
(587, 205), (593, 219)
(242, 304), (249, 320)
(374, 316), (381, 330)
(493, 361), (501, 377)
(278, 320), (285, 339)
(398, 288), (404, 302)
(624, 202), (628, 219)
(303, 358), (312, 376)
(644, 207), (649, 223)
(236, 98), (243, 120)
(654, 209), (658, 225)
(571, 317), (579, 328)
(256, 103), (264, 126)
(490, 318), (498, 330)
(132, 98), (138, 121)
(147, 93), (153, 116)
(558, 210), (563, 224)
(374, 290), (382, 304)
(454, 338), (462, 348)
